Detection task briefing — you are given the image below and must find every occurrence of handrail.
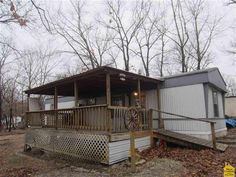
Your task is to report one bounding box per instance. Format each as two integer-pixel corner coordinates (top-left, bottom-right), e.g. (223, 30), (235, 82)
(151, 108), (217, 149)
(26, 104), (108, 113)
(26, 104), (110, 131)
(151, 109), (215, 124)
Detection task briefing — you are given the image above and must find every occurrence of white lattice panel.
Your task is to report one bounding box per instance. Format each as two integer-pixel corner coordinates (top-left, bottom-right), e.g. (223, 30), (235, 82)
(25, 129), (109, 164)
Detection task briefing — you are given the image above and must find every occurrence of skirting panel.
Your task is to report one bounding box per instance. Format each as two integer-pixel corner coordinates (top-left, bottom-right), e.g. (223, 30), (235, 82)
(25, 129), (109, 164)
(109, 136), (151, 165)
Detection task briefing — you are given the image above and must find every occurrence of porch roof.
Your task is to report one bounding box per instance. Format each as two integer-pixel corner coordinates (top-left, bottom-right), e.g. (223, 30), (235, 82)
(25, 66), (163, 97)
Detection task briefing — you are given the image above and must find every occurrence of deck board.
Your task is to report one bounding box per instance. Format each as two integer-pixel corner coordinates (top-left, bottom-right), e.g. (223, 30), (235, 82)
(153, 129), (228, 152)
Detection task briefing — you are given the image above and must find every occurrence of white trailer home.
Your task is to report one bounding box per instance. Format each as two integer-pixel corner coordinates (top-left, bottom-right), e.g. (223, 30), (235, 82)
(44, 67), (227, 141)
(160, 68), (227, 140)
(25, 66), (227, 164)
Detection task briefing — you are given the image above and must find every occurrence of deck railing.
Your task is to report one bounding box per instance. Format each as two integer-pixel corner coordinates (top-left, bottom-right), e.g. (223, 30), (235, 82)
(26, 105), (152, 133)
(26, 104), (110, 132)
(108, 106), (152, 133)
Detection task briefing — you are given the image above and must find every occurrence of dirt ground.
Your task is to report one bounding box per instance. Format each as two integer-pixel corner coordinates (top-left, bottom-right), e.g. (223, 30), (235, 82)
(0, 130), (235, 177)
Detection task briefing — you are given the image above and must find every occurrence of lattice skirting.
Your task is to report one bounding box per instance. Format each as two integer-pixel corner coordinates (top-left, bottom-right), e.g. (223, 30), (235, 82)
(25, 129), (109, 164)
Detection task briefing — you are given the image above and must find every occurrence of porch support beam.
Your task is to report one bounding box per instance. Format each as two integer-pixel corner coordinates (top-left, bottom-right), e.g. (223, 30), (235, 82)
(54, 87), (58, 129)
(26, 93), (30, 127)
(74, 81), (78, 107)
(106, 73), (111, 106)
(157, 84), (163, 129)
(27, 93), (30, 112)
(137, 79), (141, 107)
(54, 87), (58, 109)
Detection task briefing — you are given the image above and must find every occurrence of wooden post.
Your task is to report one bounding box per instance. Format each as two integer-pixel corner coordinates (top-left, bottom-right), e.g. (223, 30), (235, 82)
(54, 87), (58, 129)
(149, 109), (155, 147)
(137, 79), (141, 108)
(106, 73), (111, 106)
(157, 84), (163, 129)
(26, 93), (30, 127)
(74, 81), (78, 107)
(210, 122), (216, 149)
(130, 131), (136, 172)
(106, 73), (112, 134)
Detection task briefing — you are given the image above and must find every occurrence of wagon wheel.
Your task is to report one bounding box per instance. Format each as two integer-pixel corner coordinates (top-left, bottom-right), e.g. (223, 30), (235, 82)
(124, 107), (140, 131)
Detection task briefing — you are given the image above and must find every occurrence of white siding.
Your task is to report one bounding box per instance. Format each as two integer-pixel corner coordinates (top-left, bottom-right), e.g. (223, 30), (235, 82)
(161, 84), (206, 118)
(225, 97), (236, 117)
(29, 98), (40, 111)
(160, 84), (209, 137)
(109, 136), (150, 164)
(145, 90), (158, 109)
(145, 90), (159, 129)
(159, 84), (227, 140)
(45, 101), (75, 110)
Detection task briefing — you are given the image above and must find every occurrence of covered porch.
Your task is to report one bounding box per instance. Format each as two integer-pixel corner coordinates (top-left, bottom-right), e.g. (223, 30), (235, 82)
(25, 66), (162, 135)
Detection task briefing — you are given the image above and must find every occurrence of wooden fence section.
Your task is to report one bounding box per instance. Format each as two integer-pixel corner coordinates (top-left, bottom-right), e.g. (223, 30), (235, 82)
(27, 104), (110, 132)
(108, 106), (152, 133)
(27, 105), (152, 134)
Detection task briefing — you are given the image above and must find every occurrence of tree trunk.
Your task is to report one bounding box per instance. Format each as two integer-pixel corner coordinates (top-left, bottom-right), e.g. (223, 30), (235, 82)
(9, 108), (12, 132)
(181, 47), (186, 73)
(0, 66), (2, 131)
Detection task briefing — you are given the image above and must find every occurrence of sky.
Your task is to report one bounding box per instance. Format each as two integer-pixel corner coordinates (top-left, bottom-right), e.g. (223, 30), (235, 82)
(4, 0), (236, 79)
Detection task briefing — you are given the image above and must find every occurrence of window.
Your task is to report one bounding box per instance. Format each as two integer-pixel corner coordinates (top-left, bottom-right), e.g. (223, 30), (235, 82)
(212, 90), (219, 117)
(86, 98), (96, 105)
(112, 95), (124, 106)
(50, 103), (54, 110)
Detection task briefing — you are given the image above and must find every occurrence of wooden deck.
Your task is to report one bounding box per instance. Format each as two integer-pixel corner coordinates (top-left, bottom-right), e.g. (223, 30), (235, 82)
(153, 129), (228, 152)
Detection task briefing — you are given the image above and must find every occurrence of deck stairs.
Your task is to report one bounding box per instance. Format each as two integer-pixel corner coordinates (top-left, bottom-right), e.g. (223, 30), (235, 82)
(153, 129), (228, 152)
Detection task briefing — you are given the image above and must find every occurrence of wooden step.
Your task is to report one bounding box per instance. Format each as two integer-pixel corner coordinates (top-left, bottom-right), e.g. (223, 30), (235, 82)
(217, 138), (236, 144)
(153, 129), (228, 152)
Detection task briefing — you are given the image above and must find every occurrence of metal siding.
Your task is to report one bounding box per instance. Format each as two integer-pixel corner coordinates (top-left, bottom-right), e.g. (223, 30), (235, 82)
(203, 84), (209, 118)
(161, 68), (227, 92)
(145, 90), (159, 129)
(29, 98), (41, 111)
(58, 101), (75, 109)
(208, 70), (227, 92)
(162, 72), (208, 89)
(160, 84), (209, 134)
(225, 97), (236, 117)
(109, 136), (151, 164)
(161, 84), (206, 118)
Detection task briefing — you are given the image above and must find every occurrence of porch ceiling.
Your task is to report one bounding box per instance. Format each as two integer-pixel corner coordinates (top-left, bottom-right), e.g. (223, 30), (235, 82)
(25, 66), (162, 97)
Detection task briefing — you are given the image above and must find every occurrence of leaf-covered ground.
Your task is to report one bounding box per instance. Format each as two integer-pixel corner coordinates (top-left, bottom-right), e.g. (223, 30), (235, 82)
(0, 130), (235, 177)
(141, 143), (236, 177)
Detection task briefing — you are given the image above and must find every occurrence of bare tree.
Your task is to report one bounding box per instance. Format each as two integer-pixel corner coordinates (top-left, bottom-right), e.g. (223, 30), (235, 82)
(18, 45), (59, 110)
(186, 0), (221, 70)
(2, 72), (20, 132)
(0, 37), (14, 130)
(50, 0), (114, 70)
(101, 0), (147, 71)
(19, 45), (58, 90)
(228, 0), (236, 5)
(131, 2), (162, 76)
(169, 0), (190, 73)
(157, 27), (170, 77)
(0, 0), (30, 26)
(224, 75), (236, 96)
